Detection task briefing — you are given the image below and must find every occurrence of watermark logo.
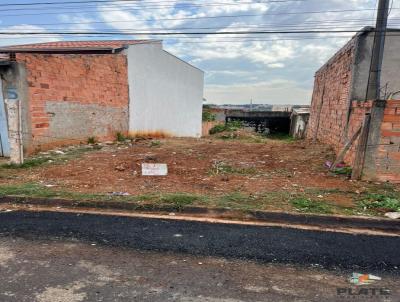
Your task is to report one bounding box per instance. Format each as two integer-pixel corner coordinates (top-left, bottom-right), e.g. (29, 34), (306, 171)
(336, 273), (391, 299)
(349, 273), (381, 285)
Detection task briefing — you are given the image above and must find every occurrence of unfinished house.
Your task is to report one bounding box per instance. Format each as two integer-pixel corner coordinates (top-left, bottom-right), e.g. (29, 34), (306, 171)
(307, 27), (400, 183)
(0, 40), (204, 157)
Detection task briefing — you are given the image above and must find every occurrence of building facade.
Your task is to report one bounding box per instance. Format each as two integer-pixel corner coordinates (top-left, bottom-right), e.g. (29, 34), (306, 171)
(307, 27), (400, 183)
(0, 40), (204, 155)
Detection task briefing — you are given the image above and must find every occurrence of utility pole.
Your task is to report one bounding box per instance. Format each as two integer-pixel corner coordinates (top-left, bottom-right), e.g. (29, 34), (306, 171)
(366, 0), (390, 100)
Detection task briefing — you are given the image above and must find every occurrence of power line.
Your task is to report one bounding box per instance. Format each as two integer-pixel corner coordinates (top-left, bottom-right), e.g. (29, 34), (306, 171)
(0, 16), (379, 28)
(0, 35), (355, 41)
(0, 0), (299, 7)
(0, 6), (385, 18)
(7, 23), (384, 33)
(0, 29), (388, 36)
(0, 0), (303, 12)
(0, 0), (137, 7)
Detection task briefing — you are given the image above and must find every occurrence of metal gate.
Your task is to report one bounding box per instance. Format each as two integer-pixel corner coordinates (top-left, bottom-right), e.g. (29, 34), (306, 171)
(0, 80), (10, 157)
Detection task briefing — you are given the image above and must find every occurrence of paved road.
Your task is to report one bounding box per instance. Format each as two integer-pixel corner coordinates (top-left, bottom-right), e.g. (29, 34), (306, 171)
(0, 210), (399, 271)
(0, 237), (399, 302)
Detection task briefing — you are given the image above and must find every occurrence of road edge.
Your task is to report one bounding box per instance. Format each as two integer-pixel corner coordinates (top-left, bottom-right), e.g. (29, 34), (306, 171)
(0, 195), (399, 232)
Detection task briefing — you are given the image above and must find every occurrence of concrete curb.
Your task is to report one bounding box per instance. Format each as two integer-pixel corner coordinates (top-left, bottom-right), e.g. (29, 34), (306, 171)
(0, 195), (399, 232)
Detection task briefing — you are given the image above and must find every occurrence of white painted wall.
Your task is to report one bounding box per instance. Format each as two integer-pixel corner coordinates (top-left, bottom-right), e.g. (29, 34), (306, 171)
(126, 42), (204, 137)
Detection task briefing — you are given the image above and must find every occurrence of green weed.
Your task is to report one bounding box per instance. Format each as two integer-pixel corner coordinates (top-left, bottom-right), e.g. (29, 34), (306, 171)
(202, 110), (216, 122)
(358, 194), (400, 212)
(150, 140), (162, 147)
(159, 193), (202, 209)
(209, 161), (258, 175)
(291, 198), (333, 214)
(116, 132), (126, 142)
(87, 136), (97, 144)
(209, 121), (243, 135)
(1, 157), (54, 169)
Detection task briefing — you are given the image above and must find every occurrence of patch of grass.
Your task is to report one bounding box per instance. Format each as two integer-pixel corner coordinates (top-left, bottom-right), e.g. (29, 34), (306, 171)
(358, 193), (400, 212)
(158, 193), (202, 208)
(264, 133), (295, 142)
(209, 161), (258, 175)
(209, 121), (243, 135)
(87, 136), (97, 144)
(0, 183), (206, 210)
(291, 198), (333, 214)
(150, 140), (162, 147)
(0, 145), (100, 170)
(1, 157), (54, 169)
(0, 182), (388, 217)
(215, 192), (258, 210)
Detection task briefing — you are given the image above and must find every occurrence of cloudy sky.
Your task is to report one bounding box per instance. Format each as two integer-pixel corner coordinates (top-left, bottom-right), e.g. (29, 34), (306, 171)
(0, 0), (398, 104)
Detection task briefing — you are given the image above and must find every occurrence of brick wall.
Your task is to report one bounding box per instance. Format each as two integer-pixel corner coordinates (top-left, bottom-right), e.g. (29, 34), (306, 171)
(16, 53), (129, 153)
(307, 38), (356, 153)
(306, 35), (400, 183)
(374, 100), (400, 182)
(344, 100), (373, 165)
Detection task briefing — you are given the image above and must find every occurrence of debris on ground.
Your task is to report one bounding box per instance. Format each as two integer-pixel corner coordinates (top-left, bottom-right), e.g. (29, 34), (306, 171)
(384, 212), (400, 219)
(142, 163), (168, 176)
(108, 192), (130, 196)
(115, 163), (128, 172)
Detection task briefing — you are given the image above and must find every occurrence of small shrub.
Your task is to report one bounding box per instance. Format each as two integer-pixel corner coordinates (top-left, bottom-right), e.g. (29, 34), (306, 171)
(150, 140), (161, 147)
(116, 132), (126, 142)
(202, 110), (216, 122)
(209, 120), (243, 135)
(209, 124), (226, 135)
(291, 198), (332, 214)
(87, 136), (97, 144)
(225, 120), (243, 131)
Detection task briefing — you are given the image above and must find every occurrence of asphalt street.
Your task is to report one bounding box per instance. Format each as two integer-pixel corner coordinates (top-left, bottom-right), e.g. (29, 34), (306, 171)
(0, 210), (399, 271)
(0, 237), (399, 302)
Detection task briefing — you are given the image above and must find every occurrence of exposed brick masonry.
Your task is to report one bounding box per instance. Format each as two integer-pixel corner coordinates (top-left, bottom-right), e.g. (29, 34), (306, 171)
(16, 53), (129, 152)
(307, 37), (400, 182)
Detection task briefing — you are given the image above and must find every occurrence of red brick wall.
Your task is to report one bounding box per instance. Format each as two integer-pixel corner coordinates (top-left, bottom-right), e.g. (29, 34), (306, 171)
(307, 38), (356, 153)
(375, 100), (400, 182)
(343, 100), (373, 165)
(16, 53), (129, 153)
(306, 35), (400, 183)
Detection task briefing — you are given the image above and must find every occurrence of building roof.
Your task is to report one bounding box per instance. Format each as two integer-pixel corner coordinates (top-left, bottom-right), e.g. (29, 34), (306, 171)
(292, 107), (310, 115)
(0, 39), (160, 53)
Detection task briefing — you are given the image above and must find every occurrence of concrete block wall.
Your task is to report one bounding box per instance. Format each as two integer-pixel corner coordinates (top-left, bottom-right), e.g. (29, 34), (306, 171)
(16, 53), (129, 153)
(307, 38), (356, 153)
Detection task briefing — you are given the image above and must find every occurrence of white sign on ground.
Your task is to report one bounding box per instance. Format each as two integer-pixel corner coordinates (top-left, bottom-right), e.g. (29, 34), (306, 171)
(142, 163), (168, 176)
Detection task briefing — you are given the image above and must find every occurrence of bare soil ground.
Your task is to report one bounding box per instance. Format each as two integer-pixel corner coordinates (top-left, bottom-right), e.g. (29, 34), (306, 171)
(0, 132), (399, 215)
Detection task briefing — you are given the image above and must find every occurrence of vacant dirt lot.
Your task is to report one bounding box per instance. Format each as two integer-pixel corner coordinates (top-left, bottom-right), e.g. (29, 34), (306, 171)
(0, 134), (399, 215)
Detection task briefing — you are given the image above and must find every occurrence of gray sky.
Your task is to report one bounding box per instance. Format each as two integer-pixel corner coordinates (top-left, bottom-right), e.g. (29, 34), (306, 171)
(0, 0), (397, 104)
